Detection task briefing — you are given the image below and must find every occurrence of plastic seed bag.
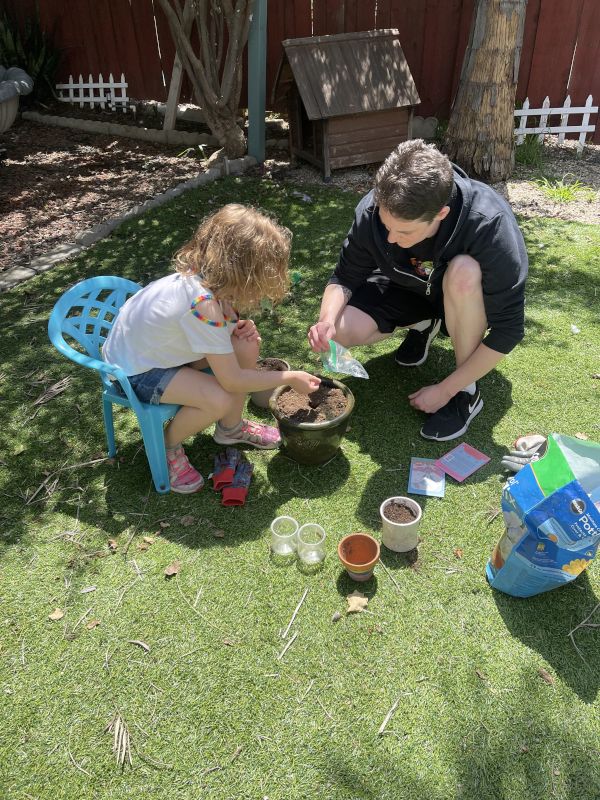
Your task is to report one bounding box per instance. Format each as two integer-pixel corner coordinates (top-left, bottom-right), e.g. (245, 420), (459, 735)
(320, 340), (369, 379)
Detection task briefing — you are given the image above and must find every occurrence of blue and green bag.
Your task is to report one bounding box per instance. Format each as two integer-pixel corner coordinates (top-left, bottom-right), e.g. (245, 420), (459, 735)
(487, 434), (600, 597)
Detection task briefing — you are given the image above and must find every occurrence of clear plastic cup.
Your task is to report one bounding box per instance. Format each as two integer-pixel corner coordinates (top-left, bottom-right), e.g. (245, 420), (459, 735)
(297, 523), (326, 565)
(270, 516), (299, 556)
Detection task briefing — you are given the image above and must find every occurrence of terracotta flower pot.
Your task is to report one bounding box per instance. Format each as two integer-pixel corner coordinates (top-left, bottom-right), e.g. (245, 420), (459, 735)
(250, 357), (290, 409)
(380, 496), (422, 552)
(269, 378), (354, 465)
(337, 532), (380, 582)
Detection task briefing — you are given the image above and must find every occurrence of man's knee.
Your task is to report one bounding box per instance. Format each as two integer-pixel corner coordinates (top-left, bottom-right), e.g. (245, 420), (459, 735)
(443, 255), (482, 299)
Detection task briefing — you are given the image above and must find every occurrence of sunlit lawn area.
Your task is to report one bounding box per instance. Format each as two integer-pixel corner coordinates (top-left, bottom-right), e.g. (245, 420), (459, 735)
(1, 176), (599, 799)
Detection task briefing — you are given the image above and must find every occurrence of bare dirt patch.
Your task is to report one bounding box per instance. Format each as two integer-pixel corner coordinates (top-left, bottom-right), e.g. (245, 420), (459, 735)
(0, 117), (209, 273)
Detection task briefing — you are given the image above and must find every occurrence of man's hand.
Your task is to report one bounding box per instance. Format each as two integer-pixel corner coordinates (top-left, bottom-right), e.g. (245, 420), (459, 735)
(308, 320), (336, 352)
(408, 384), (453, 414)
(233, 318), (261, 343)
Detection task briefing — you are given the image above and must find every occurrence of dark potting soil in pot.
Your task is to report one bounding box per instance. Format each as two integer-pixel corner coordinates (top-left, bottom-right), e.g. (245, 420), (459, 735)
(257, 358), (288, 372)
(275, 385), (348, 423)
(384, 501), (417, 524)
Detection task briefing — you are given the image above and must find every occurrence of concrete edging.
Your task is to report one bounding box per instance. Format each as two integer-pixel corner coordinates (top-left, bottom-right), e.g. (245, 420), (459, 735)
(0, 153), (257, 293)
(22, 110), (219, 148)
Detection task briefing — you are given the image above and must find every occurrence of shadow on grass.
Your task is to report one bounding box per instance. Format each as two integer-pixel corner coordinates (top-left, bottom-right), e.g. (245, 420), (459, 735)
(338, 348), (513, 533)
(493, 572), (600, 703)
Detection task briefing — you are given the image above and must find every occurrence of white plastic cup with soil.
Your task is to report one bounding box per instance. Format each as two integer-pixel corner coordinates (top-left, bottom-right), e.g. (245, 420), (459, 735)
(380, 496), (422, 552)
(250, 357), (290, 410)
(269, 378), (355, 465)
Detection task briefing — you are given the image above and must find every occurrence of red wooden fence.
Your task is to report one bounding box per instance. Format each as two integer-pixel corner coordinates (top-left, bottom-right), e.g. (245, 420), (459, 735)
(4, 0), (599, 142)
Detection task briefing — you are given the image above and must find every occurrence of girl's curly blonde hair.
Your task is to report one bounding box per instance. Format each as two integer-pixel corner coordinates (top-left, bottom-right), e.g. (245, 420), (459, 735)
(174, 204), (291, 309)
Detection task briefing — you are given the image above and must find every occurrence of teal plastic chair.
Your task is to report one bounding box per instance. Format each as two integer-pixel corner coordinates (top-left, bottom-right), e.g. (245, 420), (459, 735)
(48, 276), (181, 493)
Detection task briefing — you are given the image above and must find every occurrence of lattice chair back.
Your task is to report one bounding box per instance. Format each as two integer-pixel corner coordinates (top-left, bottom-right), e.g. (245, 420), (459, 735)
(48, 276), (181, 493)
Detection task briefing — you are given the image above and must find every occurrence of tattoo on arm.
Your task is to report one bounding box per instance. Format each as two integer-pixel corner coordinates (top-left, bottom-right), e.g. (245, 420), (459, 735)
(340, 286), (353, 303)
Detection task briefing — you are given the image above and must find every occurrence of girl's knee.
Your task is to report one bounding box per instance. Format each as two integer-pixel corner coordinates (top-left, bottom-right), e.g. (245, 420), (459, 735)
(444, 255), (482, 298)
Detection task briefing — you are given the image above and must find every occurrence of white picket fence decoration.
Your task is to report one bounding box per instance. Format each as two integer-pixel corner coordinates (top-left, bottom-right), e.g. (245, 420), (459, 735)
(56, 73), (129, 111)
(514, 95), (597, 152)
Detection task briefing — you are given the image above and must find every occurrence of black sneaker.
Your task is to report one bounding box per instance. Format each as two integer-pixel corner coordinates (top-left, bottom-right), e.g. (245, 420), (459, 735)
(420, 385), (483, 441)
(394, 319), (441, 367)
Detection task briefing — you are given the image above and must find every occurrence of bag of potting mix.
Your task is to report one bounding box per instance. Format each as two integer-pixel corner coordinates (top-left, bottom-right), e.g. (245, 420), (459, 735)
(486, 433), (600, 598)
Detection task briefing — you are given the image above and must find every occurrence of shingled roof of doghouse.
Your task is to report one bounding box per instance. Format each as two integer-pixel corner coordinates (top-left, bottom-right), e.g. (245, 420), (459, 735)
(273, 29), (421, 120)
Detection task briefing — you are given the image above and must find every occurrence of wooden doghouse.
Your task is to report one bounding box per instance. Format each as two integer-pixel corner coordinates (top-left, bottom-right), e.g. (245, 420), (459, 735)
(273, 29), (420, 179)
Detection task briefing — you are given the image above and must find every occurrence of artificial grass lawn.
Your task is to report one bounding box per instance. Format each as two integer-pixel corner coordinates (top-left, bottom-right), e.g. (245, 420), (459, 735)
(1, 176), (599, 800)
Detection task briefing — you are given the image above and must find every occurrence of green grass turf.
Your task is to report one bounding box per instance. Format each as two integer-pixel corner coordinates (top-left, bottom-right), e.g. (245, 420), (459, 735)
(0, 176), (599, 799)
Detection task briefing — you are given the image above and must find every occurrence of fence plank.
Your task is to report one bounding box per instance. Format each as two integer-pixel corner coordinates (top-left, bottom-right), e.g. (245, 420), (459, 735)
(516, 0), (541, 103)
(390, 0), (426, 99)
(418, 0), (464, 119)
(106, 0), (145, 102)
(567, 0), (600, 143)
(129, 1), (167, 101)
(524, 0), (584, 106)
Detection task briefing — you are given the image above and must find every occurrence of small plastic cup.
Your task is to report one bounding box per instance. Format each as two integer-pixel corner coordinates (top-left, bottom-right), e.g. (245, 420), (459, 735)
(270, 516), (299, 556)
(297, 523), (326, 565)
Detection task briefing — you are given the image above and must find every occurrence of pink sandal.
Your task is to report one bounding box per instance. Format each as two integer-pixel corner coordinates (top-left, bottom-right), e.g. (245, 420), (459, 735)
(167, 446), (204, 494)
(213, 419), (281, 450)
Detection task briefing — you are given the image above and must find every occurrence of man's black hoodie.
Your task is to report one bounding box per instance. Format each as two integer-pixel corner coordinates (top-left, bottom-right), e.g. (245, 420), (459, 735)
(331, 165), (528, 354)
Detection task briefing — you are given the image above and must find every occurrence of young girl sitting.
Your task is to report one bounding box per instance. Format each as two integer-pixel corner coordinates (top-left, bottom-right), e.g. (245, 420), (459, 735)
(102, 203), (320, 493)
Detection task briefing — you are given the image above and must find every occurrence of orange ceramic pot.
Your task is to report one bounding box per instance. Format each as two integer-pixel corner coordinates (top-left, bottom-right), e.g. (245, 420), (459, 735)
(337, 532), (380, 582)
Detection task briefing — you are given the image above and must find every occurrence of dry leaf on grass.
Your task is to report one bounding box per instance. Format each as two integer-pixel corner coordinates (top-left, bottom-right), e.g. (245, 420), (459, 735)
(80, 586), (96, 594)
(346, 591), (369, 614)
(143, 536), (155, 544)
(574, 432), (589, 440)
(453, 548), (464, 559)
(137, 542), (150, 552)
(48, 608), (65, 621)
(475, 669), (486, 681)
(86, 619), (101, 630)
(331, 611), (342, 623)
(213, 529), (225, 538)
(108, 539), (118, 552)
(128, 639), (150, 653)
(164, 560), (181, 578)
(159, 521), (171, 529)
(32, 377), (72, 406)
(538, 667), (555, 684)
(180, 515), (195, 527)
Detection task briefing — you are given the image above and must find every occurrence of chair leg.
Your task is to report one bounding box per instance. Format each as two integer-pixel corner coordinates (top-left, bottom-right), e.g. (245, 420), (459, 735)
(137, 410), (171, 494)
(103, 396), (117, 458)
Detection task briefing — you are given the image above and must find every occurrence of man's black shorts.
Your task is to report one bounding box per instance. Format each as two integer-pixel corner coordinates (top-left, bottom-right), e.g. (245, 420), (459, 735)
(347, 277), (445, 335)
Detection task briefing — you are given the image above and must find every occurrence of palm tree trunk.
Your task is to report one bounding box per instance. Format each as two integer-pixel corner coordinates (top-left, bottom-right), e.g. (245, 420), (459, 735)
(444, 0), (528, 182)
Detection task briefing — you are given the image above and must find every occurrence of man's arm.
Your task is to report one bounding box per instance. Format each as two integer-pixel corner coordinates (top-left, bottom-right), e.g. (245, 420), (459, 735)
(308, 282), (353, 352)
(408, 342), (504, 413)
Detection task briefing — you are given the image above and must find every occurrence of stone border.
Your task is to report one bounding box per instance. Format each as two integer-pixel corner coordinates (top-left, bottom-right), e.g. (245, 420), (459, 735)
(22, 110), (219, 148)
(0, 154), (257, 293)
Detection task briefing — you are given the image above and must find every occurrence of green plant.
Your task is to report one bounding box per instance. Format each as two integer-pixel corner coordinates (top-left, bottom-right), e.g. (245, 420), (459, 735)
(0, 8), (60, 103)
(515, 133), (545, 168)
(535, 173), (596, 203)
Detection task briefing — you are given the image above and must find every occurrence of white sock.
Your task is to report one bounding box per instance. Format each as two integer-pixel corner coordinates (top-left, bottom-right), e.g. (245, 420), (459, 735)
(411, 319), (431, 332)
(463, 382), (476, 395)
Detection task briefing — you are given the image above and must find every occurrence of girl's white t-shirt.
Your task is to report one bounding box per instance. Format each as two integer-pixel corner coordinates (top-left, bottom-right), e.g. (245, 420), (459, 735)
(102, 273), (235, 375)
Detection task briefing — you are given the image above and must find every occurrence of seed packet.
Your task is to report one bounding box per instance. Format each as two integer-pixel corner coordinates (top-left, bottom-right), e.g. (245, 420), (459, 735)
(436, 443), (490, 482)
(408, 457), (446, 497)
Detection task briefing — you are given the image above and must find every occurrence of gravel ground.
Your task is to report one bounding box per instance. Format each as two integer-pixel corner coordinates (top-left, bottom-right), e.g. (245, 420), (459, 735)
(1, 116), (597, 276)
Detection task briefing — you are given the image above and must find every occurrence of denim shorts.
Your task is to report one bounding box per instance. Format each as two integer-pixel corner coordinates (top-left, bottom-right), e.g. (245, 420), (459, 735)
(119, 366), (181, 405)
(115, 365), (214, 405)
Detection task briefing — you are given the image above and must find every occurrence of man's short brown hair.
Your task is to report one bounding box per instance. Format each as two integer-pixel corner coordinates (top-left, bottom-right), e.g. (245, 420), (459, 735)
(374, 139), (454, 222)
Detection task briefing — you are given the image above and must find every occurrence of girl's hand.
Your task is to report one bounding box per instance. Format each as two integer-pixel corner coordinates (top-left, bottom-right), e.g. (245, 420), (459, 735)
(234, 318), (261, 343)
(308, 321), (335, 352)
(288, 371), (321, 395)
